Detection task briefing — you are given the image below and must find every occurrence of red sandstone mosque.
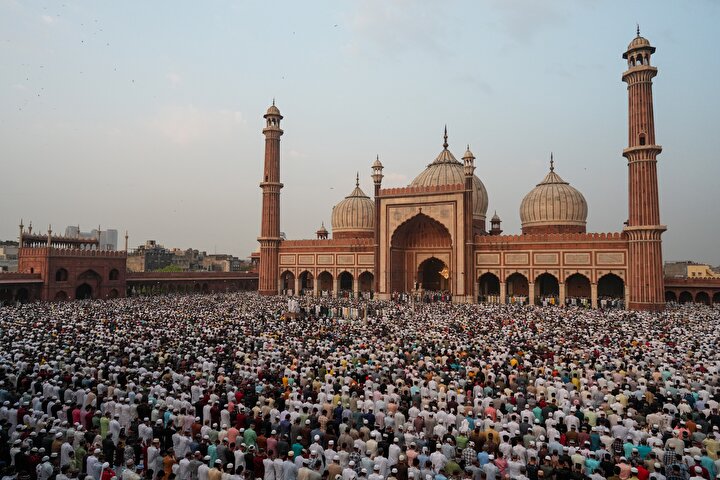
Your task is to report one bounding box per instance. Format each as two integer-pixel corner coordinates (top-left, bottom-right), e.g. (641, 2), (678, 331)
(257, 31), (667, 311)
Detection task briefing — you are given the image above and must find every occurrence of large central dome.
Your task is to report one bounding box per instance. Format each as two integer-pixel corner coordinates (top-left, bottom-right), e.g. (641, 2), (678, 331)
(409, 130), (489, 227)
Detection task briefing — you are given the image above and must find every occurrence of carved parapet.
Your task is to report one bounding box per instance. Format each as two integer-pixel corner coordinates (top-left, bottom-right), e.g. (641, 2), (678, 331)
(474, 231), (626, 244)
(280, 238), (374, 247)
(663, 277), (720, 288)
(126, 271), (258, 280)
(0, 272), (42, 281)
(379, 183), (465, 197)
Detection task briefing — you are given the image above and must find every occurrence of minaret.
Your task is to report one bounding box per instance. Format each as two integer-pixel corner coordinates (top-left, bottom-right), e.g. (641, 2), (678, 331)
(622, 28), (666, 311)
(371, 155), (384, 295)
(490, 212), (502, 235)
(462, 143), (476, 303)
(258, 101), (284, 295)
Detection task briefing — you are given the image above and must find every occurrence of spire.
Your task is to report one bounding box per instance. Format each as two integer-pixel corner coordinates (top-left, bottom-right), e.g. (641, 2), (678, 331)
(356, 171), (360, 187)
(550, 152), (554, 172)
(443, 125), (448, 150)
(636, 23), (640, 37)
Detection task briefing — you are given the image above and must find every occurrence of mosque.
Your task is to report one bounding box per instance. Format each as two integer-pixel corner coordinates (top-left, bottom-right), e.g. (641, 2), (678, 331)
(257, 31), (666, 311)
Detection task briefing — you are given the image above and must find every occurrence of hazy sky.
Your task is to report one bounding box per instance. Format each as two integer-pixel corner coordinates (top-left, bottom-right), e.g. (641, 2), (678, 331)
(1, 1), (719, 265)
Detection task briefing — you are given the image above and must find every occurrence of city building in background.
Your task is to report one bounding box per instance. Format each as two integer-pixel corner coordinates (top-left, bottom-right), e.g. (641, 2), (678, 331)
(0, 242), (19, 272)
(126, 240), (246, 273)
(665, 261), (720, 279)
(65, 225), (118, 251)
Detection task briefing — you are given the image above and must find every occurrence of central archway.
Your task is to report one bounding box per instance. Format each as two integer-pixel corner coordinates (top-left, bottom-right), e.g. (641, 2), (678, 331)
(390, 213), (452, 293)
(418, 257), (449, 291)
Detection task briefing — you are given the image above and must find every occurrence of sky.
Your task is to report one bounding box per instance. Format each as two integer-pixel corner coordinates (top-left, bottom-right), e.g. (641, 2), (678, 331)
(1, 1), (719, 265)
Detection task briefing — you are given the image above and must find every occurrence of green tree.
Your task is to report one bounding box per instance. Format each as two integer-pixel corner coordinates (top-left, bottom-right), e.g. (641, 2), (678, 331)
(155, 264), (183, 272)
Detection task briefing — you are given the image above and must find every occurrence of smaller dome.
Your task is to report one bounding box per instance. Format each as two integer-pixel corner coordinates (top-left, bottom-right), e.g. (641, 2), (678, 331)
(463, 145), (475, 160)
(265, 101), (281, 117)
(491, 211), (501, 222)
(628, 35), (650, 50)
(331, 175), (375, 239)
(372, 156), (383, 168)
(623, 27), (655, 58)
(316, 223), (328, 235)
(520, 157), (587, 234)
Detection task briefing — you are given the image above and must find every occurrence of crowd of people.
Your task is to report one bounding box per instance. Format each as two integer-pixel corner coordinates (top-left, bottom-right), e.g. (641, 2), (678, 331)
(0, 292), (718, 480)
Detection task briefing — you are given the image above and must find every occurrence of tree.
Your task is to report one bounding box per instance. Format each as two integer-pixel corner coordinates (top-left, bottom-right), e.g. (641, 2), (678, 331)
(155, 264), (183, 272)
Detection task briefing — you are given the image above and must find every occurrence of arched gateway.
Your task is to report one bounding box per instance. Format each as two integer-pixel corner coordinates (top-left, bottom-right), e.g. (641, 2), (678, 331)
(389, 213), (452, 293)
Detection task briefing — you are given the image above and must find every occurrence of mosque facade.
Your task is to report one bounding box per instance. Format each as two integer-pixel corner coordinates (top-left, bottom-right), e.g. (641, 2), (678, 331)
(258, 32), (666, 310)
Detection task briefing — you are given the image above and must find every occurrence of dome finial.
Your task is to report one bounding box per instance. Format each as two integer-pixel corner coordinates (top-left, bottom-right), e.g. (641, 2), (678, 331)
(636, 23), (640, 37)
(550, 152), (554, 172)
(272, 97), (275, 106)
(356, 171), (359, 187)
(443, 125), (448, 150)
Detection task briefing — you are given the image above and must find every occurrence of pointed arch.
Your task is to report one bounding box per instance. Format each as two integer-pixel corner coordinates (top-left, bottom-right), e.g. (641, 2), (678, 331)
(338, 271), (353, 292)
(478, 272), (500, 302)
(358, 271), (374, 293)
(390, 212), (453, 293)
(695, 291), (710, 305)
(418, 257), (449, 292)
(565, 273), (591, 299)
(506, 272), (529, 303)
(678, 291), (693, 304)
(317, 271), (333, 294)
(598, 273), (624, 299)
(55, 268), (69, 282)
(391, 213), (452, 249)
(281, 270), (295, 295)
(298, 270), (314, 294)
(535, 272), (559, 303)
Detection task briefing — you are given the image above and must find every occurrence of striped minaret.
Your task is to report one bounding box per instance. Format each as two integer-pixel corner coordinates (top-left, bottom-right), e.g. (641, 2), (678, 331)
(258, 102), (283, 295)
(622, 28), (666, 311)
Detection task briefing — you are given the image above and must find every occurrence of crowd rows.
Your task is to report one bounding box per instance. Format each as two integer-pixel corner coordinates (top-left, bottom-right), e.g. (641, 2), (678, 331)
(0, 293), (718, 480)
